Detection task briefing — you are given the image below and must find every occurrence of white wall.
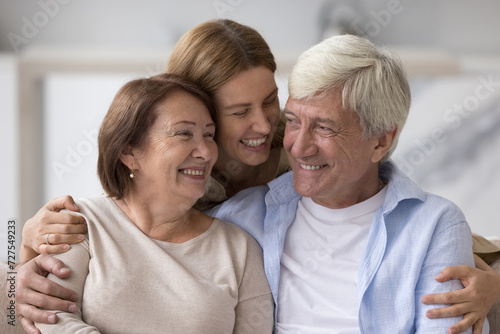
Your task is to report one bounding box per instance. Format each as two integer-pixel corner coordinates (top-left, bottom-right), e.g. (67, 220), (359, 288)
(2, 0), (500, 54)
(0, 54), (19, 262)
(392, 74), (500, 237)
(43, 73), (135, 201)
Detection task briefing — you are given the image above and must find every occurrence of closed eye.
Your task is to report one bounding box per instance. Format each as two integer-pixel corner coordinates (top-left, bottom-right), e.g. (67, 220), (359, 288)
(232, 108), (250, 116)
(263, 95), (277, 106)
(176, 131), (192, 137)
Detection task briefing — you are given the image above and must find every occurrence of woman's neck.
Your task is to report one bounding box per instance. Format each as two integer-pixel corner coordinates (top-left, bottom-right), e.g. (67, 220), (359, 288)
(113, 193), (210, 243)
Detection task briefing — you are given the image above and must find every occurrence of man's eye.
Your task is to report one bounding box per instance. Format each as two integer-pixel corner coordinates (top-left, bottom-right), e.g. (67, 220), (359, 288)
(317, 126), (335, 134)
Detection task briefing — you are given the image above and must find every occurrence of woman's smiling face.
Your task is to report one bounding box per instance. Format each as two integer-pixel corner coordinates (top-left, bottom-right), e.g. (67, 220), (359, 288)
(213, 66), (280, 167)
(129, 90), (217, 203)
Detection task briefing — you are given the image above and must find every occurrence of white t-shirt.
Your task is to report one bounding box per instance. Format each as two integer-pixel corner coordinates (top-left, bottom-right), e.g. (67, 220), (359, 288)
(277, 187), (387, 334)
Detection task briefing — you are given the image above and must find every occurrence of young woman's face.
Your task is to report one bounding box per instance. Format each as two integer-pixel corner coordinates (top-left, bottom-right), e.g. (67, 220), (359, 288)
(213, 66), (280, 167)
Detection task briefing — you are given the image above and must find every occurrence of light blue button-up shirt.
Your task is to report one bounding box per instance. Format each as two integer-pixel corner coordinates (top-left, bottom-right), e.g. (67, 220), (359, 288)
(207, 161), (488, 333)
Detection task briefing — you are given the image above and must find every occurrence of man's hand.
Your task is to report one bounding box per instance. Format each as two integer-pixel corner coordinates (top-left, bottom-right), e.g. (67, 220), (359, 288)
(16, 254), (79, 334)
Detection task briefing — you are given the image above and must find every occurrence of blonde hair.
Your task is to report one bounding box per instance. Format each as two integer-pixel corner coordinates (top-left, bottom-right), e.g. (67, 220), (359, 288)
(289, 34), (411, 161)
(167, 19), (276, 96)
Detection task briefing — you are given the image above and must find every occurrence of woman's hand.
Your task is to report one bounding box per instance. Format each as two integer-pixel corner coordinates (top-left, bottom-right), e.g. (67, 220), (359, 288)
(421, 255), (500, 334)
(21, 195), (86, 262)
(16, 254), (79, 334)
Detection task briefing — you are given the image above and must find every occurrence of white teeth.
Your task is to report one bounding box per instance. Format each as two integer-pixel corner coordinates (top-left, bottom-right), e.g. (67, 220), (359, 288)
(300, 164), (325, 170)
(180, 169), (205, 176)
(241, 138), (266, 147)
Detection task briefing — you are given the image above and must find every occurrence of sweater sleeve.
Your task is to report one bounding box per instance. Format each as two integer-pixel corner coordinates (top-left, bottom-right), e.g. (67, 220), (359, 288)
(35, 238), (100, 333)
(233, 236), (274, 333)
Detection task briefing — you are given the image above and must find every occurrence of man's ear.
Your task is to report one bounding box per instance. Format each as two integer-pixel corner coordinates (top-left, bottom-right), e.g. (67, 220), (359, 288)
(119, 145), (138, 171)
(371, 126), (398, 163)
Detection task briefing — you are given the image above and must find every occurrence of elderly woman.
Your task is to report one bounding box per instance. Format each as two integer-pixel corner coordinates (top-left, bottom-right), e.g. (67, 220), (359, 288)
(32, 73), (273, 333)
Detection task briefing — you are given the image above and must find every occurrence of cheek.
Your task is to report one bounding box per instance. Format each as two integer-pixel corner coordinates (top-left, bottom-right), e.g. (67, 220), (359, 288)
(218, 119), (247, 143)
(215, 116), (234, 139)
(208, 141), (218, 162)
(283, 131), (294, 151)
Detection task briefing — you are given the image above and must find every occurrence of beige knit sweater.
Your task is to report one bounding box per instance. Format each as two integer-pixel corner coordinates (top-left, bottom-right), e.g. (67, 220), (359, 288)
(36, 195), (273, 333)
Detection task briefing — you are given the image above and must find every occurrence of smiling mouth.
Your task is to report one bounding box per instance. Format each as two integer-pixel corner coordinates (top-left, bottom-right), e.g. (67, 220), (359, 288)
(179, 169), (205, 176)
(240, 137), (267, 147)
(300, 163), (327, 170)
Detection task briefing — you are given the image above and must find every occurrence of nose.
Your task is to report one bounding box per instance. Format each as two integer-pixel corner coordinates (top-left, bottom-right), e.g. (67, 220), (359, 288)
(251, 108), (274, 134)
(289, 126), (317, 159)
(193, 138), (216, 162)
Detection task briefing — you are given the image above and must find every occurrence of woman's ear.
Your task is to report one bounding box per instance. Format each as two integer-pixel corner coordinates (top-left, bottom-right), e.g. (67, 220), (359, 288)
(371, 126), (398, 163)
(119, 145), (138, 171)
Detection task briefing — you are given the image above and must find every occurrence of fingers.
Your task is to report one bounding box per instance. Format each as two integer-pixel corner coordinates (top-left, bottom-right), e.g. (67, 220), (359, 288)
(472, 319), (484, 334)
(33, 213), (87, 252)
(38, 232), (86, 254)
(45, 195), (79, 212)
(19, 315), (43, 334)
(38, 243), (70, 255)
(16, 256), (79, 325)
(33, 254), (74, 279)
(18, 303), (58, 326)
(37, 210), (87, 231)
(445, 314), (484, 334)
(425, 303), (469, 319)
(434, 265), (471, 283)
(421, 288), (468, 306)
(22, 200), (87, 258)
(17, 281), (78, 313)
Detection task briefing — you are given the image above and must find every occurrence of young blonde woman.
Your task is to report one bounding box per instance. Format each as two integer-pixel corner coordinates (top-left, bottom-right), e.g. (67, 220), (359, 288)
(17, 19), (500, 334)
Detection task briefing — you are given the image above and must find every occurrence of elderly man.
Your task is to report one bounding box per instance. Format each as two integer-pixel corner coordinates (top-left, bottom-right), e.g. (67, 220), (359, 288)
(209, 34), (487, 333)
(16, 35), (491, 333)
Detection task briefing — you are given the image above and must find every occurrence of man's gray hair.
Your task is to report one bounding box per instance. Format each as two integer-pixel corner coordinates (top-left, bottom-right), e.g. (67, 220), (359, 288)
(288, 34), (411, 161)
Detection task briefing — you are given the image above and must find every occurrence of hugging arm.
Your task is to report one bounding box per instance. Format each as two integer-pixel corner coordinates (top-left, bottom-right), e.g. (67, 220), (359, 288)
(422, 254), (500, 334)
(21, 196), (86, 263)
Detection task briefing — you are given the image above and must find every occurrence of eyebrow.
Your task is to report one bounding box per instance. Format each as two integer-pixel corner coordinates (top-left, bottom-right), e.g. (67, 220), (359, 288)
(283, 109), (337, 126)
(172, 121), (216, 128)
(223, 87), (279, 110)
